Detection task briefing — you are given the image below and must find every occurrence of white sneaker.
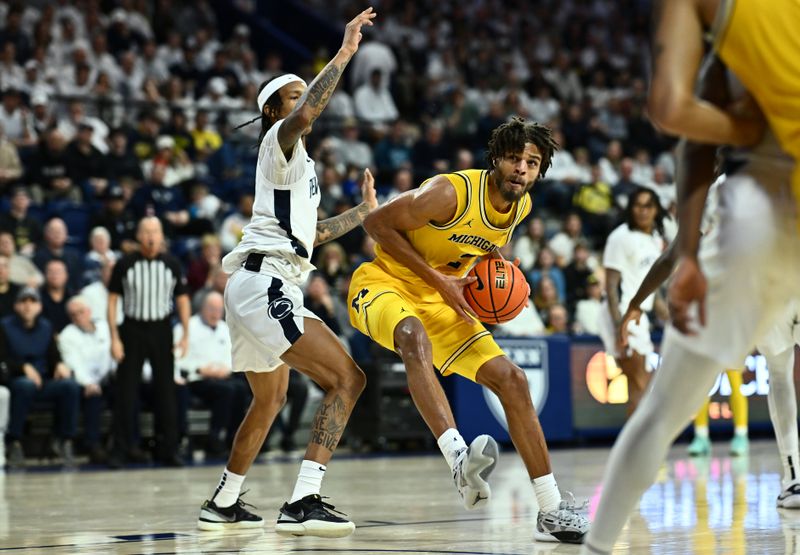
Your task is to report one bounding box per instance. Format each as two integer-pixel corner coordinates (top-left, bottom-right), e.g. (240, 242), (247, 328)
(534, 492), (590, 544)
(778, 483), (800, 509)
(452, 434), (498, 510)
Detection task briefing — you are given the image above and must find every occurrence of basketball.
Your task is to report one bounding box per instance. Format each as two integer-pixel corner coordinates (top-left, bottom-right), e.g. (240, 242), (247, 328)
(464, 258), (530, 324)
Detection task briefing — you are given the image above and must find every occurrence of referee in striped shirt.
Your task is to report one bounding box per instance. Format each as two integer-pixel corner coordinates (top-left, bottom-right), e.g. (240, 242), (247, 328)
(108, 217), (190, 467)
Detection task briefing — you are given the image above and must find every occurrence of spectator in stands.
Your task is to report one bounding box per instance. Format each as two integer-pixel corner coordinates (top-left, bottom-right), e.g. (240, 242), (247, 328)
(546, 304), (570, 334)
(0, 6), (32, 64)
(57, 101), (109, 153)
(106, 128), (144, 183)
(0, 87), (35, 148)
(4, 286), (81, 468)
(33, 218), (82, 291)
(28, 127), (81, 202)
(219, 193), (253, 253)
(572, 164), (615, 244)
(598, 140), (624, 185)
(141, 39), (170, 83)
(58, 296), (114, 464)
(64, 123), (109, 198)
(513, 216), (546, 274)
(175, 291), (248, 456)
(142, 135), (195, 188)
(0, 123), (22, 193)
(494, 299), (546, 337)
(29, 90), (55, 136)
(350, 32), (397, 90)
(0, 231), (42, 287)
(373, 119), (412, 176)
(82, 227), (117, 285)
(563, 241), (595, 313)
(528, 247), (567, 303)
(81, 259), (121, 327)
(304, 272), (346, 339)
(163, 109), (195, 159)
(528, 85), (561, 124)
(0, 187), (41, 256)
(91, 185), (139, 254)
(129, 110), (160, 160)
(330, 118), (373, 170)
(573, 274), (603, 335)
(548, 213), (587, 267)
(187, 234), (222, 294)
(315, 242), (350, 289)
(354, 68), (399, 129)
(190, 109), (222, 160)
(533, 275), (561, 323)
(191, 266), (228, 313)
(0, 255), (19, 317)
(614, 158), (642, 210)
(542, 52), (583, 104)
(411, 121), (450, 183)
(39, 259), (72, 333)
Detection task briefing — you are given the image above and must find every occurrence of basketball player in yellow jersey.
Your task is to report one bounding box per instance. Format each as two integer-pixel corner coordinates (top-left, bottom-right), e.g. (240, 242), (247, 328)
(349, 118), (588, 544)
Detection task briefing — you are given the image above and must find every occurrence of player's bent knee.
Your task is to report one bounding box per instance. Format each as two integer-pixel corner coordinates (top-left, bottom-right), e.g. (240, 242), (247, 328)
(394, 318), (431, 361)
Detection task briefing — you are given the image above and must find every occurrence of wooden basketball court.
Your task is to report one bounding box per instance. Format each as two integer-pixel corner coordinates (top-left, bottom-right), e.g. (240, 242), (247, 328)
(0, 440), (795, 554)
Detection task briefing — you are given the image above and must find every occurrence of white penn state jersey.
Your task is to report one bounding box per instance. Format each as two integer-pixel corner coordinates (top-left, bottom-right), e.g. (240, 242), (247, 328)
(222, 119), (321, 276)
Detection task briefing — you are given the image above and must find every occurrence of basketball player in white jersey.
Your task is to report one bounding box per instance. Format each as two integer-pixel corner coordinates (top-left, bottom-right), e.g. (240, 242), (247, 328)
(599, 187), (672, 417)
(196, 8), (378, 538)
(581, 52), (800, 554)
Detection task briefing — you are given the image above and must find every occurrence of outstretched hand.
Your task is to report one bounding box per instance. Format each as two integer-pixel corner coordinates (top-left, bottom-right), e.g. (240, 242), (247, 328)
(361, 168), (378, 211)
(341, 7), (377, 56)
(668, 256), (707, 335)
(619, 306), (642, 349)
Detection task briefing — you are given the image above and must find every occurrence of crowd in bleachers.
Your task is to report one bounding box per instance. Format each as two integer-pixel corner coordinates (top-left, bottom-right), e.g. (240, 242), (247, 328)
(0, 0), (678, 467)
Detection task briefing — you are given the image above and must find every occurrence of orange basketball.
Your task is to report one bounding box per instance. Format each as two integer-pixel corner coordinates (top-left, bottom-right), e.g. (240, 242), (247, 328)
(464, 258), (530, 324)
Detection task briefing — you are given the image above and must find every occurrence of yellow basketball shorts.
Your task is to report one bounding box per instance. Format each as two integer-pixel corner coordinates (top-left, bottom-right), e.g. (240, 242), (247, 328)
(348, 261), (504, 382)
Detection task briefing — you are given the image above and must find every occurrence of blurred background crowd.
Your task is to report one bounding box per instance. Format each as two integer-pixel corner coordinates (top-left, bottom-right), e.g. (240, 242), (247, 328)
(0, 0), (677, 466)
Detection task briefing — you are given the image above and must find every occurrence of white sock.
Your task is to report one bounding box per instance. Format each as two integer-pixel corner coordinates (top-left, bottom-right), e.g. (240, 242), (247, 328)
(783, 453), (800, 487)
(437, 428), (468, 471)
(734, 426), (748, 437)
(694, 426), (709, 439)
(290, 459), (326, 503)
(212, 468), (245, 508)
(532, 473), (562, 513)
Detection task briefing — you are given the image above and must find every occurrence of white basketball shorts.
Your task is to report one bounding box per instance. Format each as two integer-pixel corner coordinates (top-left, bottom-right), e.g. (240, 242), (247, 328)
(668, 170), (800, 368)
(756, 299), (800, 357)
(224, 252), (320, 373)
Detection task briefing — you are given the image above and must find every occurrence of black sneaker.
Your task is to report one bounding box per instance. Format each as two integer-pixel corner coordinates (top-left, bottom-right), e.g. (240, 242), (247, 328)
(275, 494), (355, 538)
(197, 493), (265, 531)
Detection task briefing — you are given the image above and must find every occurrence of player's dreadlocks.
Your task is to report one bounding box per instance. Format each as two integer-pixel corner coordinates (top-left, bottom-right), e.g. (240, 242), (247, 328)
(235, 76), (285, 147)
(486, 117), (559, 178)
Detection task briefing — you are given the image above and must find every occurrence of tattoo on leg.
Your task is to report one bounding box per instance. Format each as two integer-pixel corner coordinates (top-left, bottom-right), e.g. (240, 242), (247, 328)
(309, 394), (348, 451)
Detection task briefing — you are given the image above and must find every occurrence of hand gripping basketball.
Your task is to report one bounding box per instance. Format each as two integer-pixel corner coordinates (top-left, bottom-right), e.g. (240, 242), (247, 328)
(464, 258), (530, 324)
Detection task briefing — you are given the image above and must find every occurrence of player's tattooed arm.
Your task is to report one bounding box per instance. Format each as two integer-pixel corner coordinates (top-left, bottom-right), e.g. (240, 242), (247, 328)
(315, 203), (371, 246)
(278, 8), (376, 152)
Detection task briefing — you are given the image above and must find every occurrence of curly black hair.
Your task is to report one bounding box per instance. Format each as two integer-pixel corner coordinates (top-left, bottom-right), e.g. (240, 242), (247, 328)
(485, 117), (559, 179)
(624, 186), (668, 237)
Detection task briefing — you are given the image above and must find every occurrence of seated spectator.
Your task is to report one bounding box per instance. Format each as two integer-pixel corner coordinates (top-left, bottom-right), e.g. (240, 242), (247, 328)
(572, 164), (615, 244)
(373, 119), (412, 177)
(64, 123), (109, 198)
(186, 234), (222, 294)
(174, 292), (248, 456)
(304, 273), (345, 339)
(0, 87), (35, 148)
(513, 216), (546, 273)
(191, 266), (228, 313)
(33, 218), (83, 291)
(0, 231), (42, 287)
(141, 135), (195, 188)
(29, 90), (56, 137)
(91, 185), (139, 254)
(162, 109), (195, 160)
(40, 259), (73, 333)
(190, 109), (222, 160)
(107, 128), (144, 183)
(563, 241), (596, 313)
(354, 68), (399, 129)
(129, 110), (161, 161)
(532, 275), (561, 323)
(528, 247), (567, 303)
(4, 287), (81, 468)
(0, 255), (19, 317)
(81, 259), (123, 326)
(327, 118), (373, 170)
(380, 167), (414, 203)
(83, 227), (118, 285)
(548, 213), (588, 267)
(28, 127), (81, 202)
(0, 122), (22, 194)
(493, 298), (546, 337)
(58, 296), (114, 464)
(0, 187), (42, 256)
(56, 100), (109, 154)
(411, 121), (450, 183)
(546, 304), (570, 334)
(613, 158), (642, 210)
(219, 193), (253, 253)
(131, 166), (212, 237)
(315, 242), (350, 289)
(188, 181), (222, 222)
(573, 275), (603, 335)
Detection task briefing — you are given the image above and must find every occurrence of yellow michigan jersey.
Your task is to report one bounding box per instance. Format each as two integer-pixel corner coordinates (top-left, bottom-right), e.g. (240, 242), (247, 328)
(713, 0), (800, 205)
(348, 169), (531, 382)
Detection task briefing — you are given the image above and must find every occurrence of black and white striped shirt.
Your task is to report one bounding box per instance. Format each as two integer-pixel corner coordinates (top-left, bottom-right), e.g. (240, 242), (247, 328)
(109, 252), (188, 322)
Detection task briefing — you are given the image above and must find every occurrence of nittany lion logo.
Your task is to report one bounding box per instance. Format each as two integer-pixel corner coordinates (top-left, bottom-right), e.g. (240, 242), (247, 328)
(268, 298), (294, 320)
